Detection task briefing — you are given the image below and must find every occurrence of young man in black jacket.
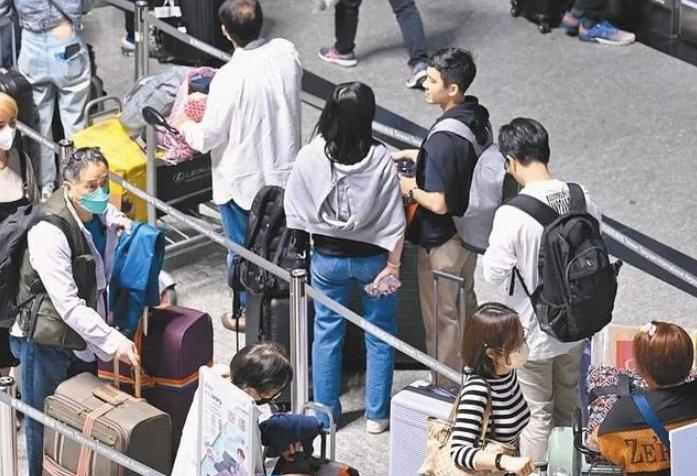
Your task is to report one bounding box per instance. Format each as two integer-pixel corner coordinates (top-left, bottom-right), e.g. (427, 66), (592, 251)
(394, 48), (491, 389)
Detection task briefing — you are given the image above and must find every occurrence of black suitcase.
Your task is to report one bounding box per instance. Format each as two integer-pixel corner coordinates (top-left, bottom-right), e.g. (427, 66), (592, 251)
(510, 0), (574, 33)
(245, 294), (294, 411)
(157, 0), (230, 67)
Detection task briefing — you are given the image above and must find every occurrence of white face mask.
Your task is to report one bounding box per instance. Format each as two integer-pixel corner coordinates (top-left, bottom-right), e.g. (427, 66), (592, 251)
(507, 342), (530, 370)
(0, 125), (16, 151)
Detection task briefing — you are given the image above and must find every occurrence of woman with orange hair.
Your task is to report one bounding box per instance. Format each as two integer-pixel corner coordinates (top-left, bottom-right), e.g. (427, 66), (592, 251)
(0, 91), (38, 375)
(596, 321), (697, 476)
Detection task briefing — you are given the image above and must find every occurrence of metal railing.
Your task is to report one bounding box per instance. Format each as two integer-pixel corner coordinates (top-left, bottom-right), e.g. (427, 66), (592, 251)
(2, 3), (697, 476)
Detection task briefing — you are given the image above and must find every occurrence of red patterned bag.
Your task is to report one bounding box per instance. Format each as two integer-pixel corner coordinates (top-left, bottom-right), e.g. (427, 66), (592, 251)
(160, 67), (217, 164)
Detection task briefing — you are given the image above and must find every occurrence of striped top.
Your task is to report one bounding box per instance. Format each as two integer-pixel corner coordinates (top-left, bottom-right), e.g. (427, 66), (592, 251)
(450, 371), (530, 470)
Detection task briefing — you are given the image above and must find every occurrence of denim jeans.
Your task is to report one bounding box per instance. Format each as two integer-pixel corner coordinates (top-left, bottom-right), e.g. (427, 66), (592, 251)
(219, 198), (250, 308)
(10, 337), (95, 476)
(17, 28), (91, 187)
(335, 0), (428, 68)
(311, 251), (397, 425)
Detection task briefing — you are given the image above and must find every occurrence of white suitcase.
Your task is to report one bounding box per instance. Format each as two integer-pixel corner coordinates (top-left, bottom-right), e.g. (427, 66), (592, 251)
(389, 380), (454, 476)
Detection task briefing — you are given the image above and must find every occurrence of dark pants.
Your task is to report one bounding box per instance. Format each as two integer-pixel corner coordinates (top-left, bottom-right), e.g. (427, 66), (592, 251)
(335, 0), (428, 68)
(573, 0), (608, 20)
(125, 10), (134, 39)
(10, 337), (96, 476)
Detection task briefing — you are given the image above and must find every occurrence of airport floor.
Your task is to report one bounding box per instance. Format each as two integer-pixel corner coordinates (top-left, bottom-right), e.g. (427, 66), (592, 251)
(13, 1), (697, 475)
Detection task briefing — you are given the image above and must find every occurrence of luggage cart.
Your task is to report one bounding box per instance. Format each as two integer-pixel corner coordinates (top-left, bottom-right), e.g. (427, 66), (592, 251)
(570, 408), (623, 476)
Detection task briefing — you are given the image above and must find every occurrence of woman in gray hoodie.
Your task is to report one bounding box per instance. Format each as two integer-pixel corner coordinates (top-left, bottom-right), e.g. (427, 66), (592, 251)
(284, 82), (406, 434)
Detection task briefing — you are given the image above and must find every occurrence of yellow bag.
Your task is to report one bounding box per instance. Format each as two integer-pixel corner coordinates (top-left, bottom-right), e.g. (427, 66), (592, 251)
(72, 118), (148, 221)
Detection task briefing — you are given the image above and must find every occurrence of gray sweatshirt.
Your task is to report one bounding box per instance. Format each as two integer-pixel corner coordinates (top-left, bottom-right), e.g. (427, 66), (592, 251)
(284, 136), (406, 253)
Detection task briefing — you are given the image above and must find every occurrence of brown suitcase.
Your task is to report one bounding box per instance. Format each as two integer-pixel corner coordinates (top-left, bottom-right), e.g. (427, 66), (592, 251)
(42, 364), (172, 476)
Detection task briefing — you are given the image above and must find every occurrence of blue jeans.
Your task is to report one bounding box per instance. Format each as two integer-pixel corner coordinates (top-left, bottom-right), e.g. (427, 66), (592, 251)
(311, 252), (397, 424)
(219, 198), (250, 308)
(10, 337), (95, 476)
(18, 28), (91, 187)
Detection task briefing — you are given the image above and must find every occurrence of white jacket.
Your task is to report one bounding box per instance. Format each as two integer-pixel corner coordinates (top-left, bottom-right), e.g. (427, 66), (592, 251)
(482, 179), (602, 360)
(181, 38), (302, 209)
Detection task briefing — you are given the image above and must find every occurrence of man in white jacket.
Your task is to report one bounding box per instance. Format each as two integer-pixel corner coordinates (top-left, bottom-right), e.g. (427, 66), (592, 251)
(179, 0), (302, 330)
(482, 118), (601, 463)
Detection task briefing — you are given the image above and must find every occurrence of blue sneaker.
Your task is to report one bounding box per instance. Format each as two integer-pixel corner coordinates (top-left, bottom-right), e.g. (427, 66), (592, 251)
(560, 11), (581, 36)
(579, 20), (636, 46)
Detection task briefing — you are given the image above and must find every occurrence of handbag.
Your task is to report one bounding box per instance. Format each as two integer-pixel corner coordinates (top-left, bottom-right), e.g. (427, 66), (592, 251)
(160, 67), (217, 164)
(419, 378), (517, 476)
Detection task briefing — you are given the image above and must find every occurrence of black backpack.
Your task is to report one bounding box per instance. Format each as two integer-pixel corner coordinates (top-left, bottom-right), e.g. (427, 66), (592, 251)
(508, 183), (622, 342)
(0, 203), (37, 327)
(228, 185), (308, 302)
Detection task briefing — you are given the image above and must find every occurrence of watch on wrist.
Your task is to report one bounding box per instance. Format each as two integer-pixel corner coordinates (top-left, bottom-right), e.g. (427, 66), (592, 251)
(494, 453), (504, 471)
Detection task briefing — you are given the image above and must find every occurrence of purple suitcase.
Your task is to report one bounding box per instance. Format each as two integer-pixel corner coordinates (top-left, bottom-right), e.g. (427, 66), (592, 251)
(99, 305), (213, 457)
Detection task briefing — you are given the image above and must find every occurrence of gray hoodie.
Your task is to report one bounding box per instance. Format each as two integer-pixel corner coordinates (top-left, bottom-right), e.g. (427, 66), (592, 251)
(284, 136), (405, 253)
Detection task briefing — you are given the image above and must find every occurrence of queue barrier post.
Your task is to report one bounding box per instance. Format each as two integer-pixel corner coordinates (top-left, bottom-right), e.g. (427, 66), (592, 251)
(0, 376), (19, 476)
(57, 139), (74, 186)
(145, 124), (157, 225)
(290, 269), (310, 413)
(134, 0), (149, 81)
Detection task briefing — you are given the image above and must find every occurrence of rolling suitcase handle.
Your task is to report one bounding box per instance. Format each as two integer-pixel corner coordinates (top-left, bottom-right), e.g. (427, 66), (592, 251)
(111, 307), (150, 398)
(112, 358), (142, 399)
(301, 401), (336, 462)
(432, 269), (466, 390)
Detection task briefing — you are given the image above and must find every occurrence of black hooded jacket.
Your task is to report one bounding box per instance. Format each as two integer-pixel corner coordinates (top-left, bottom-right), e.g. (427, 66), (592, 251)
(407, 96), (491, 248)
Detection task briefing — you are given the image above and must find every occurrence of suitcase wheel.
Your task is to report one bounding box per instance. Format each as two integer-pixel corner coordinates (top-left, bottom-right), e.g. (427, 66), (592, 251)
(510, 0), (520, 17)
(539, 22), (551, 33)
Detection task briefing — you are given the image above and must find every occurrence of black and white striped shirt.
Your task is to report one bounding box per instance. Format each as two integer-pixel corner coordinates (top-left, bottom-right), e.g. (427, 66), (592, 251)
(450, 371), (530, 470)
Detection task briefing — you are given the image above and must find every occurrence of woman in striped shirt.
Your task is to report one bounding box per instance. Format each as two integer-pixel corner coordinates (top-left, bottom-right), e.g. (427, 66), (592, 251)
(450, 303), (535, 475)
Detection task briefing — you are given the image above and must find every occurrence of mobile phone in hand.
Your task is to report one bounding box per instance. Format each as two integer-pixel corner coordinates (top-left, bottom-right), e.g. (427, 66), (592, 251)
(364, 274), (401, 297)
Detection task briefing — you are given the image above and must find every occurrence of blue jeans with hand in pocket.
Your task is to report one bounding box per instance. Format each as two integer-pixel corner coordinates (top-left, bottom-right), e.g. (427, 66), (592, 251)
(311, 251), (397, 426)
(18, 28), (91, 187)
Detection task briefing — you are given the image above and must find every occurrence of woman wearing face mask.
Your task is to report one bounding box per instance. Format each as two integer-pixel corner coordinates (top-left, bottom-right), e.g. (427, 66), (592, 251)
(0, 92), (38, 377)
(450, 303), (535, 476)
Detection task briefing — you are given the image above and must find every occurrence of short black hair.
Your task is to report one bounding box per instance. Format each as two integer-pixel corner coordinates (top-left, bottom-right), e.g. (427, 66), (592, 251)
(427, 48), (476, 95)
(498, 117), (550, 166)
(218, 0), (263, 48)
(229, 342), (293, 395)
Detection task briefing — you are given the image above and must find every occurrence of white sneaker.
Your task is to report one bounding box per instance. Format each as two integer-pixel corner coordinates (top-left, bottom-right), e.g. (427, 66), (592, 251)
(41, 183), (55, 203)
(121, 37), (136, 53)
(366, 418), (389, 434)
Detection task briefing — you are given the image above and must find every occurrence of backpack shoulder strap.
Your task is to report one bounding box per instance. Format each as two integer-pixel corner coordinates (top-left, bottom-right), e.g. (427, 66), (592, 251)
(567, 182), (587, 212)
(632, 393), (671, 450)
(506, 194), (558, 227)
(427, 118), (491, 157)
